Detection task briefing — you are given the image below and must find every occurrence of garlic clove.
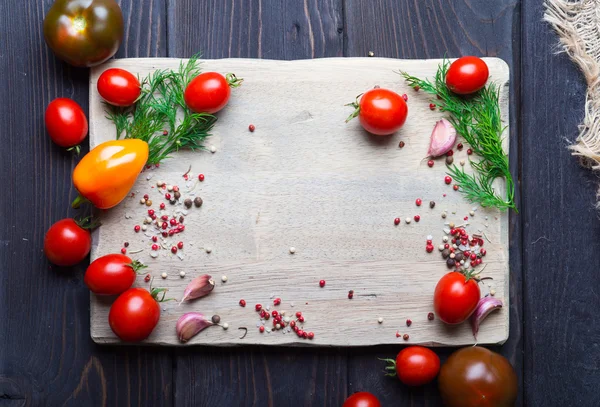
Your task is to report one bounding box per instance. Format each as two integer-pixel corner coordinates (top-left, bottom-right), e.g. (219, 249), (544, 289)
(180, 274), (215, 303)
(427, 118), (457, 157)
(471, 297), (503, 339)
(176, 312), (214, 342)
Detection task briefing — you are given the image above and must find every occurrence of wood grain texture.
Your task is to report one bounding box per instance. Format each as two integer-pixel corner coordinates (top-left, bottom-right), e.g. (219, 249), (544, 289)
(166, 0), (343, 59)
(89, 57), (510, 348)
(522, 0), (600, 405)
(343, 1), (523, 405)
(0, 0), (172, 405)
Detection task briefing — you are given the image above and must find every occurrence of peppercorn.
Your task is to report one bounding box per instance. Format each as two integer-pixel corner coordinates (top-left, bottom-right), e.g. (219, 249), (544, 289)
(406, 319), (412, 327)
(174, 191), (181, 200)
(184, 198), (193, 208)
(446, 156), (454, 165)
(211, 315), (221, 324)
(446, 258), (455, 268)
(441, 248), (450, 259)
(145, 199), (152, 206)
(348, 290), (354, 299)
(429, 201), (435, 209)
(403, 334), (409, 340)
(454, 252), (464, 262)
(179, 216), (184, 223)
(399, 141), (405, 148)
(194, 197), (203, 208)
(427, 312), (435, 321)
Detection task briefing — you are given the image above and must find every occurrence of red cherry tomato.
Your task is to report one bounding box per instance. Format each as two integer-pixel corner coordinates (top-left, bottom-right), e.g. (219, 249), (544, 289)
(109, 288), (161, 342)
(445, 56), (489, 95)
(84, 254), (144, 295)
(45, 98), (88, 148)
(433, 271), (481, 324)
(44, 218), (91, 266)
(392, 346), (440, 386)
(184, 72), (242, 114)
(97, 68), (141, 106)
(342, 392), (381, 407)
(348, 88), (408, 136)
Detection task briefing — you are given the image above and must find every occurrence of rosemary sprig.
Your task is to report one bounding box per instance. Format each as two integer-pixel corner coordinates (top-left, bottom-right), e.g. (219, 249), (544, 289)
(105, 55), (216, 165)
(400, 60), (516, 211)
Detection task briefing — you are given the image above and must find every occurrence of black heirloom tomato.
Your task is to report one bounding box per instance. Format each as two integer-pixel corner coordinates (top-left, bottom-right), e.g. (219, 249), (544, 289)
(43, 0), (124, 67)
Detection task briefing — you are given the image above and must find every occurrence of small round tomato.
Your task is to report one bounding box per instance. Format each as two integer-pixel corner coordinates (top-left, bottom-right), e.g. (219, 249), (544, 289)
(45, 98), (88, 149)
(85, 254), (146, 295)
(439, 346), (518, 407)
(109, 287), (162, 342)
(184, 72), (242, 114)
(386, 346), (440, 386)
(347, 88), (408, 136)
(97, 68), (141, 106)
(44, 218), (92, 266)
(433, 271), (481, 324)
(342, 392), (381, 407)
(445, 56), (489, 95)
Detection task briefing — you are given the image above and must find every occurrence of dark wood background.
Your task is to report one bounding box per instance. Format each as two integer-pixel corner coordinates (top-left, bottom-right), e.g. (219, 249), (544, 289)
(1, 0), (598, 405)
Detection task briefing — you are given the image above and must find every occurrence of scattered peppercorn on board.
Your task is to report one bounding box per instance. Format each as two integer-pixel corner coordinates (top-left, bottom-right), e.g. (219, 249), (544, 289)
(89, 58), (510, 346)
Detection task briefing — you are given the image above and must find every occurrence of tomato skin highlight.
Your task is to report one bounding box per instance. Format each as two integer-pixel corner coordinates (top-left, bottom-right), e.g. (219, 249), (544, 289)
(395, 346), (440, 386)
(433, 271), (481, 324)
(45, 98), (88, 148)
(97, 68), (141, 106)
(439, 346), (518, 407)
(358, 89), (408, 136)
(84, 254), (136, 295)
(109, 288), (160, 342)
(44, 219), (91, 266)
(184, 72), (231, 114)
(445, 56), (489, 95)
(72, 139), (149, 209)
(342, 391), (381, 407)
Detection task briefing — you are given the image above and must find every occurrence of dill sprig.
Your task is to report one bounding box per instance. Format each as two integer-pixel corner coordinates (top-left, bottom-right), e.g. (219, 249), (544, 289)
(400, 60), (516, 212)
(105, 55), (216, 165)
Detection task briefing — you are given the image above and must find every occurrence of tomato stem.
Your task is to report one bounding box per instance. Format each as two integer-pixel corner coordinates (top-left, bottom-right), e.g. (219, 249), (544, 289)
(74, 215), (101, 230)
(344, 93), (363, 123)
(225, 73), (244, 88)
(128, 260), (148, 274)
(379, 358), (398, 377)
(66, 145), (81, 155)
(71, 194), (90, 209)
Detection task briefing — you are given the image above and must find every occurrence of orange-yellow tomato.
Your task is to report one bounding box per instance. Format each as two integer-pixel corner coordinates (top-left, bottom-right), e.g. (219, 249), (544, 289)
(73, 139), (148, 209)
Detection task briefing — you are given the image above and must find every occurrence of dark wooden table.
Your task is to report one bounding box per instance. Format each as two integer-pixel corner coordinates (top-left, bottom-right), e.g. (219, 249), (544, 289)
(1, 0), (598, 405)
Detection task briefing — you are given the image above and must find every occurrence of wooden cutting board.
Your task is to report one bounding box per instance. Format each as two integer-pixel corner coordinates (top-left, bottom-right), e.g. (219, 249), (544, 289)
(89, 57), (510, 346)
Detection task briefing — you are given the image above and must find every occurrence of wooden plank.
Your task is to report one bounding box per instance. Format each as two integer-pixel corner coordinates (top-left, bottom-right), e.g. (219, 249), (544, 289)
(166, 0), (344, 59)
(0, 0), (172, 405)
(344, 0), (523, 405)
(89, 57), (510, 348)
(522, 1), (600, 405)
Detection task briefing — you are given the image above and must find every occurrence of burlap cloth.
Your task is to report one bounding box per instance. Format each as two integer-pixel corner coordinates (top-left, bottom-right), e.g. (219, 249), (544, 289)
(545, 1), (600, 204)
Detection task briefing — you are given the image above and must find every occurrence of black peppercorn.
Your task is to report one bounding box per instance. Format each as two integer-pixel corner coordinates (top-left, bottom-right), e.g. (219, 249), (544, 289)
(441, 248), (450, 259)
(429, 201), (435, 209)
(194, 197), (203, 208)
(211, 315), (221, 324)
(446, 155), (454, 165)
(446, 258), (455, 268)
(174, 191), (181, 200)
(184, 198), (192, 208)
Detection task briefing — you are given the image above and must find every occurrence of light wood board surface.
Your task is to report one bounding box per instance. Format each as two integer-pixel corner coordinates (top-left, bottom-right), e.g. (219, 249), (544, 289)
(89, 57), (510, 346)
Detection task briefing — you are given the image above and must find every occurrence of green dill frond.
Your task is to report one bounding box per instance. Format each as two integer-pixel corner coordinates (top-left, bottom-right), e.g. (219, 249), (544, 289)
(400, 59), (516, 211)
(104, 54), (215, 165)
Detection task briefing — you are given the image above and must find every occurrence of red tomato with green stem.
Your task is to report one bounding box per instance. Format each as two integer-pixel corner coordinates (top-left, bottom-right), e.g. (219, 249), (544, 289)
(346, 88), (408, 136)
(109, 287), (169, 342)
(445, 56), (489, 95)
(383, 346), (440, 386)
(84, 254), (146, 295)
(44, 218), (95, 266)
(184, 72), (243, 114)
(342, 392), (381, 407)
(97, 68), (141, 107)
(433, 271), (481, 324)
(45, 98), (88, 151)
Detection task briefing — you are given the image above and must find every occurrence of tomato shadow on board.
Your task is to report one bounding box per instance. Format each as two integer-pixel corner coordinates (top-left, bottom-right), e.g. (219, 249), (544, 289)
(359, 129), (399, 147)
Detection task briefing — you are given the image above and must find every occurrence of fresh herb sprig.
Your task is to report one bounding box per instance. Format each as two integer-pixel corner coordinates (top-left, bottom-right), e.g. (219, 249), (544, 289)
(106, 55), (216, 165)
(400, 60), (516, 211)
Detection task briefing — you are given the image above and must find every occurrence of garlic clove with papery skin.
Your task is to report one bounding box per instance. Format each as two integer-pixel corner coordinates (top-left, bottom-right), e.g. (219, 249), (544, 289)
(427, 118), (457, 157)
(470, 297), (503, 339)
(180, 274), (215, 304)
(176, 312), (214, 342)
